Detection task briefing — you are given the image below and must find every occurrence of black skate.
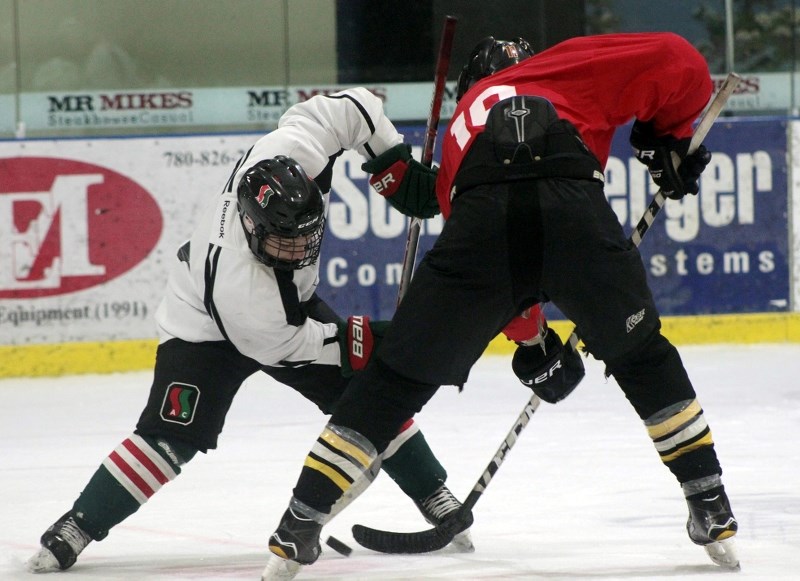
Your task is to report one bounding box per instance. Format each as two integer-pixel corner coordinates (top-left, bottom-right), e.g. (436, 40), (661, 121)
(415, 484), (475, 552)
(686, 486), (740, 569)
(267, 507), (322, 566)
(27, 511), (93, 572)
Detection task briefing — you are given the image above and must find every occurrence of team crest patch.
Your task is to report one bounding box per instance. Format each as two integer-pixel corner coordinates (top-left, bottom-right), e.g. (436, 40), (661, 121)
(255, 184), (274, 208)
(160, 382), (200, 425)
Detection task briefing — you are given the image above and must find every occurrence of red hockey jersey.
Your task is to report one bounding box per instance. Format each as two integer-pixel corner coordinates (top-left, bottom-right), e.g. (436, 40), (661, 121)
(436, 32), (713, 219)
(438, 33), (713, 344)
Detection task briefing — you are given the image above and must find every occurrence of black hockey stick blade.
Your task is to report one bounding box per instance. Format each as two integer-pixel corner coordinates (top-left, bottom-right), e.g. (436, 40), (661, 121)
(351, 523), (448, 554)
(352, 506), (471, 554)
(352, 395), (540, 554)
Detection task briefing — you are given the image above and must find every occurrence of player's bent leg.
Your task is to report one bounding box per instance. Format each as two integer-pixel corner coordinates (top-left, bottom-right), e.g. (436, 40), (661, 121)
(605, 330), (738, 566)
(267, 423), (379, 570)
(604, 330), (722, 480)
(27, 433), (196, 573)
(265, 360), (441, 575)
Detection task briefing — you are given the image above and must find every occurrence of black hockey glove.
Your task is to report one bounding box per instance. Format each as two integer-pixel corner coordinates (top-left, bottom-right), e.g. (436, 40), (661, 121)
(337, 315), (390, 377)
(362, 144), (440, 219)
(629, 120), (712, 200)
(511, 329), (585, 404)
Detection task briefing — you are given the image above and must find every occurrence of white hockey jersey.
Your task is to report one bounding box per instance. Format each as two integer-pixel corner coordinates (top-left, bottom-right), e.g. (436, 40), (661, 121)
(154, 88), (403, 367)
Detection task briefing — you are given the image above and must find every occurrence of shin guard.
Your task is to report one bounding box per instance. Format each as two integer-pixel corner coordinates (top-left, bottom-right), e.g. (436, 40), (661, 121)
(644, 399), (721, 483)
(296, 423), (380, 517)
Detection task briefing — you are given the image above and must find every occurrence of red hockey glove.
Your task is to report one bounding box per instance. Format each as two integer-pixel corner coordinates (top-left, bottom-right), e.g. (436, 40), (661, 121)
(511, 329), (585, 404)
(337, 315), (390, 377)
(362, 144), (440, 219)
(629, 120), (712, 200)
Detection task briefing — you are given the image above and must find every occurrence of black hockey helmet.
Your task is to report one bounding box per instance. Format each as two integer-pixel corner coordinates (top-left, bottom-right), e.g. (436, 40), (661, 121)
(456, 36), (535, 102)
(237, 155), (325, 270)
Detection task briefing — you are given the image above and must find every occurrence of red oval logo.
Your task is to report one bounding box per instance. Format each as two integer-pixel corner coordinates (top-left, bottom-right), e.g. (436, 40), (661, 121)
(0, 157), (162, 298)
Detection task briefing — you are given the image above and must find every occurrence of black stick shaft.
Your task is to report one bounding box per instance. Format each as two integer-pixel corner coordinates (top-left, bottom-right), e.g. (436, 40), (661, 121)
(396, 16), (457, 305)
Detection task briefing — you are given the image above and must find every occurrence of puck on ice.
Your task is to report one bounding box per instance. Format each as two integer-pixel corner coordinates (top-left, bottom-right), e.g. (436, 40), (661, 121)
(325, 535), (353, 557)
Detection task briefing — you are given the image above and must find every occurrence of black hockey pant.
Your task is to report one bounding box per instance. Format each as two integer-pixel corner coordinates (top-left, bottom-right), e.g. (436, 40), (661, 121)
(312, 179), (720, 516)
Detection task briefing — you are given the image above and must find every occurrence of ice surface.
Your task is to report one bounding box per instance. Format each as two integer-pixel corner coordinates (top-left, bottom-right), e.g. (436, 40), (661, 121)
(2, 344), (799, 580)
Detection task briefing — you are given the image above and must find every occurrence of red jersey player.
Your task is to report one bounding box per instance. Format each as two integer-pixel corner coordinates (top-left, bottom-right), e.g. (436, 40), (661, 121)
(262, 33), (738, 579)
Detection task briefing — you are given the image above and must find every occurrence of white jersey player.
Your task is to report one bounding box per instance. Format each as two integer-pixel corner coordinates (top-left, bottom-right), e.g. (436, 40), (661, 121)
(27, 88), (472, 575)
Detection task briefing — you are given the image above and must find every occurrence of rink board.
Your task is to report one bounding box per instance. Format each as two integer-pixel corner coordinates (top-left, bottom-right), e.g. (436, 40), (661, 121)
(3, 313), (800, 378)
(0, 117), (797, 377)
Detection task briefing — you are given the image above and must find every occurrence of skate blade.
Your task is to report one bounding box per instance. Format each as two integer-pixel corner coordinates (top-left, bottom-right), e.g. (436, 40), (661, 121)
(451, 529), (475, 553)
(704, 538), (740, 570)
(26, 547), (61, 573)
(261, 554), (302, 581)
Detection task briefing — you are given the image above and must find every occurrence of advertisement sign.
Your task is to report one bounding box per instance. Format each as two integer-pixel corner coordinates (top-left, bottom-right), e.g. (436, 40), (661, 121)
(18, 85), (420, 134)
(13, 74), (792, 136)
(0, 131), (440, 346)
(0, 135), (253, 345)
(0, 118), (791, 348)
(604, 119), (788, 316)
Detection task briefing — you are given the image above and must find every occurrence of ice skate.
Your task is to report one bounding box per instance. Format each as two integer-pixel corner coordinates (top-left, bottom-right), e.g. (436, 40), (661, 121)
(261, 553), (303, 581)
(267, 507), (322, 565)
(415, 484), (475, 553)
(686, 486), (740, 569)
(27, 512), (92, 573)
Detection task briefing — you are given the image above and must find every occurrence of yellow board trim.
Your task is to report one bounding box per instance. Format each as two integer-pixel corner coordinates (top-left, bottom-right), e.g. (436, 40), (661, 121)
(0, 339), (159, 379)
(1, 312), (800, 379)
(485, 312), (800, 356)
(303, 456), (351, 492)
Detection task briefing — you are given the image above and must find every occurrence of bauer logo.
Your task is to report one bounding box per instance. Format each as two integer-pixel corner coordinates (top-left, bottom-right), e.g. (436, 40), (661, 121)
(0, 157), (162, 298)
(160, 382), (200, 425)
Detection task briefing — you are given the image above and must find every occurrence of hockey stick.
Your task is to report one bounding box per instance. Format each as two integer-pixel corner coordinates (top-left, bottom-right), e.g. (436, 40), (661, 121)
(352, 72), (741, 555)
(353, 392), (542, 553)
(630, 72), (741, 247)
(396, 15), (457, 305)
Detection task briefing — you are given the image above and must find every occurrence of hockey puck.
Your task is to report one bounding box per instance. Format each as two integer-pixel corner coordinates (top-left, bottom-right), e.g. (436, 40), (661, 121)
(326, 535), (353, 557)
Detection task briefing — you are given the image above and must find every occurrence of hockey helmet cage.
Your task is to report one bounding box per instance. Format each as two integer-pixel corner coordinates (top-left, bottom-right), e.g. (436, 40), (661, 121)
(237, 155), (325, 270)
(456, 36), (535, 102)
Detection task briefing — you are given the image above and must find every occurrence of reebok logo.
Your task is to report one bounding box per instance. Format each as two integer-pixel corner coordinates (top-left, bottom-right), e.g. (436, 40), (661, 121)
(626, 308), (646, 333)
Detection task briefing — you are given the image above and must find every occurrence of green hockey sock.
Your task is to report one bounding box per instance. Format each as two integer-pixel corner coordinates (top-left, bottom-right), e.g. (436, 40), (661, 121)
(72, 433), (194, 540)
(381, 427), (447, 502)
